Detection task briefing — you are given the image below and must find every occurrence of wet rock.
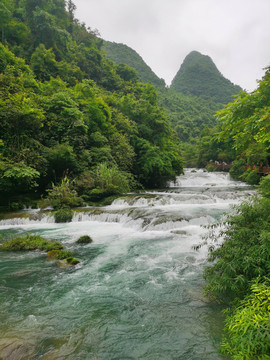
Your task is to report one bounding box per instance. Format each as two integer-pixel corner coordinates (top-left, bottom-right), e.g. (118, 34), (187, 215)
(57, 257), (80, 269)
(46, 250), (73, 260)
(76, 235), (93, 244)
(171, 230), (188, 235)
(0, 339), (34, 360)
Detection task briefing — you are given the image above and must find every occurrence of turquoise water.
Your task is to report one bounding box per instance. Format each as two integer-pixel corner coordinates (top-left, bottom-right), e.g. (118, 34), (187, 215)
(0, 170), (253, 359)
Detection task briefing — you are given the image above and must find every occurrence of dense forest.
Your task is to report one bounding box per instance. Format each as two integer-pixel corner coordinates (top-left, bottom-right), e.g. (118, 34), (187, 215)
(103, 41), (166, 89)
(170, 51), (242, 104)
(1, 2), (270, 358)
(103, 43), (243, 167)
(0, 0), (183, 207)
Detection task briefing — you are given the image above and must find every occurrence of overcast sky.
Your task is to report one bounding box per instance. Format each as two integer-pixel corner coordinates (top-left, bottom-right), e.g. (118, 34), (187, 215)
(74, 0), (270, 92)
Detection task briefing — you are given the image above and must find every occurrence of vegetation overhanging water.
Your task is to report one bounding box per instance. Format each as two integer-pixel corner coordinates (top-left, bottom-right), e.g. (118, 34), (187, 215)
(0, 169), (254, 360)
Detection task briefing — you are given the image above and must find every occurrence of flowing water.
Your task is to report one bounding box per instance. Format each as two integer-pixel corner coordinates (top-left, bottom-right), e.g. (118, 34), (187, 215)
(0, 169), (254, 360)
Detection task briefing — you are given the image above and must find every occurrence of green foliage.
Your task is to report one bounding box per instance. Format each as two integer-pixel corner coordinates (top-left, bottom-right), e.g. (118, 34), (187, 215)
(205, 164), (216, 172)
(30, 44), (58, 81)
(9, 201), (24, 211)
(203, 140), (270, 358)
(221, 281), (270, 359)
(229, 158), (246, 180)
(46, 249), (73, 260)
(93, 162), (131, 194)
(0, 158), (40, 194)
(0, 0), (183, 204)
(159, 89), (228, 167)
(241, 169), (260, 185)
(170, 51), (241, 104)
(65, 257), (80, 265)
(76, 235), (93, 244)
(0, 234), (64, 251)
(204, 197), (270, 302)
(45, 143), (78, 182)
(45, 177), (82, 210)
(259, 174), (270, 199)
(115, 63), (138, 82)
(103, 41), (165, 88)
(54, 208), (73, 223)
(215, 67), (270, 171)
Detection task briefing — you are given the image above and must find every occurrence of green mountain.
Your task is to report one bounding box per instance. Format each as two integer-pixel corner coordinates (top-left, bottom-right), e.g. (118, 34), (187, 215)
(102, 41), (166, 88)
(170, 51), (242, 104)
(102, 43), (243, 166)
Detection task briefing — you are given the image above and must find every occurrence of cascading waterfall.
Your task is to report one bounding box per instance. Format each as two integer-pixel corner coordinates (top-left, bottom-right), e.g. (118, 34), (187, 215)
(0, 169), (254, 359)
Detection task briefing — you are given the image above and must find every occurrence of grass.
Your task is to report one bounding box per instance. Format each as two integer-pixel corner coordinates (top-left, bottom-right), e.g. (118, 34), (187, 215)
(0, 235), (64, 251)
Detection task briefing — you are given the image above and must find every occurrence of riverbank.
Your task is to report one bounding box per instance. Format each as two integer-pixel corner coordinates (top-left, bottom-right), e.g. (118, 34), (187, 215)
(0, 170), (254, 359)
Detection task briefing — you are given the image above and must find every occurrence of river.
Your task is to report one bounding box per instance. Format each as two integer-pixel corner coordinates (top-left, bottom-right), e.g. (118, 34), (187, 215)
(0, 169), (253, 360)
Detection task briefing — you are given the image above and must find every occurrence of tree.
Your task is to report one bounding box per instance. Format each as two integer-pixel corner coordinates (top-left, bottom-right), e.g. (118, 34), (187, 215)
(0, 0), (13, 42)
(116, 63), (138, 82)
(0, 157), (40, 195)
(30, 44), (58, 81)
(44, 176), (82, 209)
(215, 67), (270, 165)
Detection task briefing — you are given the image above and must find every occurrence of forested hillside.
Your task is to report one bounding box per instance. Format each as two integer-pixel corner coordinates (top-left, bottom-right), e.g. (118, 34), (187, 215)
(170, 51), (242, 104)
(159, 90), (220, 166)
(0, 0), (183, 206)
(102, 42), (243, 167)
(103, 41), (166, 89)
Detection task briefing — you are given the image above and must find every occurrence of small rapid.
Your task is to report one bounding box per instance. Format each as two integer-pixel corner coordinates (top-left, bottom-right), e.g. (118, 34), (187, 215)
(0, 169), (254, 359)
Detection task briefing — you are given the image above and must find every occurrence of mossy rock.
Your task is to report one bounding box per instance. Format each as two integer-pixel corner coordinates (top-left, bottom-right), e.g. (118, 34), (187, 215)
(54, 208), (73, 223)
(66, 257), (80, 265)
(76, 235), (93, 244)
(0, 235), (64, 251)
(46, 249), (73, 260)
(57, 257), (80, 269)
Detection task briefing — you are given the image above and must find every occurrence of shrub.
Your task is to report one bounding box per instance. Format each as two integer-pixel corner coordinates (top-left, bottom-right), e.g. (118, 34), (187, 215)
(205, 164), (216, 172)
(241, 169), (260, 185)
(45, 176), (83, 210)
(0, 235), (63, 251)
(54, 208), (73, 223)
(94, 162), (131, 194)
(46, 249), (73, 260)
(76, 235), (93, 244)
(10, 202), (24, 211)
(221, 281), (270, 359)
(229, 158), (246, 180)
(259, 174), (270, 198)
(204, 197), (270, 302)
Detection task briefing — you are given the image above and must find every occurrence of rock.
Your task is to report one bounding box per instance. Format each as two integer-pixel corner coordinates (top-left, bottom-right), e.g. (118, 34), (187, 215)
(46, 250), (73, 260)
(0, 339), (34, 360)
(56, 257), (80, 269)
(171, 230), (188, 235)
(76, 235), (93, 244)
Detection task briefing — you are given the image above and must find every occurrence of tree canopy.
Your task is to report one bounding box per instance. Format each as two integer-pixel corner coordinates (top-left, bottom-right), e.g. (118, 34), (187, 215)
(0, 0), (183, 204)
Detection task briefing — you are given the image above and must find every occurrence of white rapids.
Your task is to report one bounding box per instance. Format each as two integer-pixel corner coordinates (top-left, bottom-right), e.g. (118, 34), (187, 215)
(0, 168), (255, 360)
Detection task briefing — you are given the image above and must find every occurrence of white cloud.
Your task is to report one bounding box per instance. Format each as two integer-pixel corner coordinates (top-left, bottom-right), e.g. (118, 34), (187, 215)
(74, 0), (270, 91)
